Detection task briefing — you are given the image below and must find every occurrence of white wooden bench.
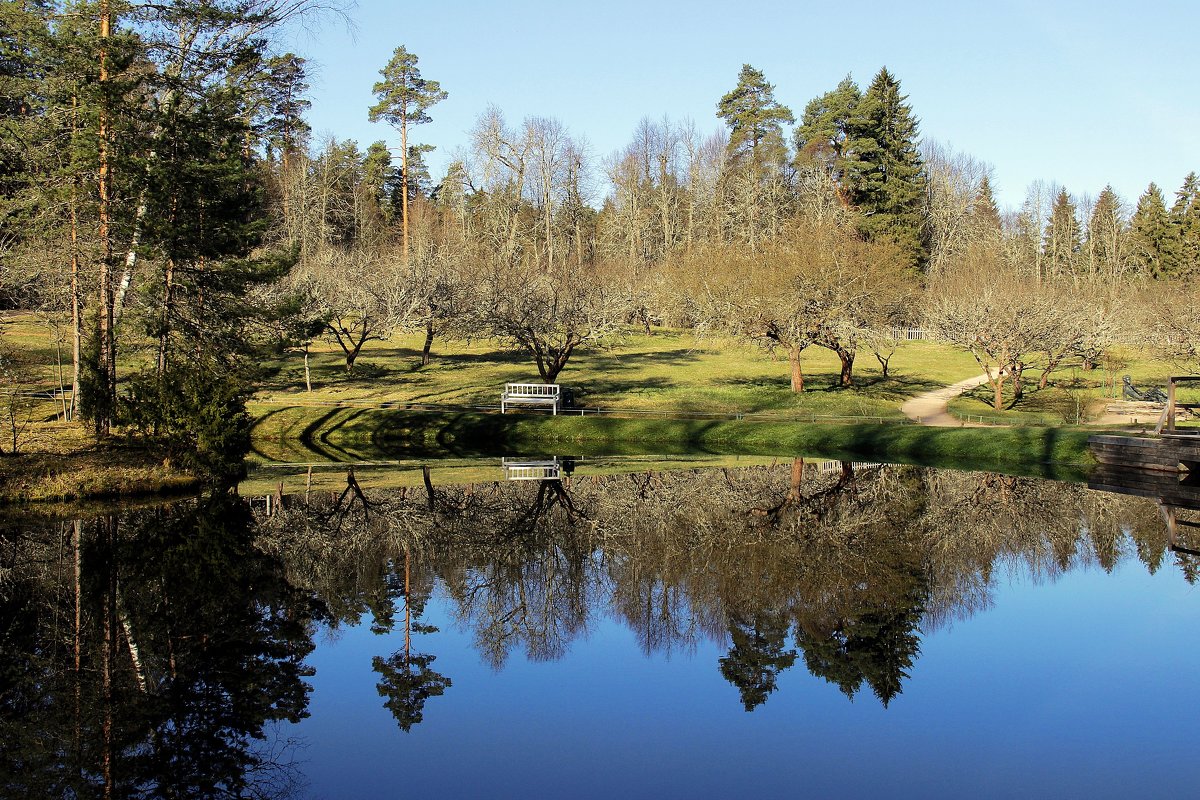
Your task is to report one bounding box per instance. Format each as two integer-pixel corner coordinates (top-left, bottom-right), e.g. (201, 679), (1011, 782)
(501, 383), (561, 415)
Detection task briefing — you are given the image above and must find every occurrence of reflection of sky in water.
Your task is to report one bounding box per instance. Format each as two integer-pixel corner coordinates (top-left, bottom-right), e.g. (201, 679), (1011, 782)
(292, 556), (1198, 799)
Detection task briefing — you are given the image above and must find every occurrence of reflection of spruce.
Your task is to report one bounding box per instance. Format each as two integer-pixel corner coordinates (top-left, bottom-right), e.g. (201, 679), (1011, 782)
(796, 563), (927, 707)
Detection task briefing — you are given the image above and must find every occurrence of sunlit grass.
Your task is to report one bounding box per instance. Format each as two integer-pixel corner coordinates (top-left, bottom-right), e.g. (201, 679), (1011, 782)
(252, 328), (986, 419)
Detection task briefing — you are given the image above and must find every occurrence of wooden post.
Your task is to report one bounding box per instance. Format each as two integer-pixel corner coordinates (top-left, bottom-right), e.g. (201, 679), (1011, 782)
(1167, 377), (1177, 433)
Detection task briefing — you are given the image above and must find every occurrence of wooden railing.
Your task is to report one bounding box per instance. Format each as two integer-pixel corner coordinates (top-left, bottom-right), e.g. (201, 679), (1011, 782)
(1155, 376), (1200, 435)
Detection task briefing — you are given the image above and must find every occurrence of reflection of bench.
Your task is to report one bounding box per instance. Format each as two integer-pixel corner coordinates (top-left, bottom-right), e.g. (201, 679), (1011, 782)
(501, 383), (561, 415)
(501, 456), (577, 481)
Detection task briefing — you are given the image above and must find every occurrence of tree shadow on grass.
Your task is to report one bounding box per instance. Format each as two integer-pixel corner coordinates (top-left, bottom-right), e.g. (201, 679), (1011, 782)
(842, 374), (951, 398)
(578, 348), (707, 374)
(362, 412), (734, 459)
(570, 376), (677, 403)
(249, 407), (371, 464)
(420, 348), (530, 370)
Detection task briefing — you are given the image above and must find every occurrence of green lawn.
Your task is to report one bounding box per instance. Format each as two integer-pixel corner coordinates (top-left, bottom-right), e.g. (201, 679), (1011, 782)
(253, 328), (984, 419)
(4, 311), (1193, 432)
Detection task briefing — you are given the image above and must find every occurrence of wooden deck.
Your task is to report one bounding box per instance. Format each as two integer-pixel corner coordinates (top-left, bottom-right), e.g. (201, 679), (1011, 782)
(1089, 434), (1200, 473)
(1089, 376), (1200, 474)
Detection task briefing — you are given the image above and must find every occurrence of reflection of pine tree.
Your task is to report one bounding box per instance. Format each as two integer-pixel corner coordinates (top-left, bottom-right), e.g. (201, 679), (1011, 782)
(1175, 552), (1200, 585)
(718, 611), (797, 711)
(373, 652), (451, 732)
(797, 564), (927, 707)
(373, 549), (451, 731)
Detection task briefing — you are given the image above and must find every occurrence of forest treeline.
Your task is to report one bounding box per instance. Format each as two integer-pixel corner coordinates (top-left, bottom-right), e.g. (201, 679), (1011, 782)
(2, 2), (1199, 472)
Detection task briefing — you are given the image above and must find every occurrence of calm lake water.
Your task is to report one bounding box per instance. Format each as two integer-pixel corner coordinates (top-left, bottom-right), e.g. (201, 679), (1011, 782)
(2, 456), (1199, 799)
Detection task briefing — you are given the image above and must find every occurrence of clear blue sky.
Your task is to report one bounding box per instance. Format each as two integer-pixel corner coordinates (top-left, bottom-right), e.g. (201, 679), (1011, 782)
(283, 0), (1198, 212)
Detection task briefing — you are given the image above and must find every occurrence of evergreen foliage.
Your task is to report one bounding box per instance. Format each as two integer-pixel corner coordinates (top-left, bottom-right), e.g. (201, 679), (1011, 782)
(841, 68), (928, 269)
(373, 651), (452, 731)
(796, 563), (926, 706)
(718, 611), (798, 711)
(1171, 171), (1200, 274)
(257, 53), (312, 164)
(1129, 182), (1178, 278)
(121, 365), (253, 478)
(368, 46), (448, 131)
(794, 74), (860, 183)
(1042, 188), (1082, 277)
(716, 64), (795, 172)
(970, 174), (1003, 237)
(1086, 185), (1125, 275)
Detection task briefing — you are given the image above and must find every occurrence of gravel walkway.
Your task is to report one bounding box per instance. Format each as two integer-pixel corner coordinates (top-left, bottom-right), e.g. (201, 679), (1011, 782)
(900, 372), (994, 426)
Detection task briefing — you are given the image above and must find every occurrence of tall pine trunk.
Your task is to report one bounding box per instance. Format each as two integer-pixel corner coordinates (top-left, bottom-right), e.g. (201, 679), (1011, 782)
(95, 0), (115, 436)
(400, 115), (409, 266)
(70, 101), (81, 421)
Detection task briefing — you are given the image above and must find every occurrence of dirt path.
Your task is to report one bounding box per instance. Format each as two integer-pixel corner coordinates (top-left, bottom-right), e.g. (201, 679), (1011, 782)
(901, 372), (994, 426)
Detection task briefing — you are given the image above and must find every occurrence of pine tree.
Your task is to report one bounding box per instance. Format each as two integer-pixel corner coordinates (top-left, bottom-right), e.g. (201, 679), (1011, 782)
(716, 64), (794, 173)
(842, 67), (928, 269)
(258, 53), (311, 170)
(1129, 183), (1179, 278)
(1042, 188), (1081, 278)
(793, 74), (860, 182)
(368, 46), (447, 266)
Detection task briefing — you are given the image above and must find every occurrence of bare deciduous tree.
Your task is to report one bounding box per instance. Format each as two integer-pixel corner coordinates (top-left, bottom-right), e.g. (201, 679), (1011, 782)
(691, 219), (916, 391)
(476, 262), (627, 384)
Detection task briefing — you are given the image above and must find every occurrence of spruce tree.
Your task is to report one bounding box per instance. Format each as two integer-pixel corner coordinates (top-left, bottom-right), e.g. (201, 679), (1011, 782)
(970, 174), (1003, 238)
(1171, 172), (1200, 275)
(716, 64), (795, 173)
(1042, 188), (1082, 278)
(841, 67), (928, 269)
(1129, 183), (1179, 278)
(1086, 185), (1125, 277)
(0, 0), (56, 300)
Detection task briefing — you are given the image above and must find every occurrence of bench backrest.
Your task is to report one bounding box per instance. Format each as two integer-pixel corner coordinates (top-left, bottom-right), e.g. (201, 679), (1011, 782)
(505, 383), (560, 397)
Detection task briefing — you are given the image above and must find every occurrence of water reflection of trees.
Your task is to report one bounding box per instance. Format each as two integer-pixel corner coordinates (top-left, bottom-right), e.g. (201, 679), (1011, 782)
(258, 461), (1194, 712)
(1, 461), (1189, 796)
(0, 494), (318, 798)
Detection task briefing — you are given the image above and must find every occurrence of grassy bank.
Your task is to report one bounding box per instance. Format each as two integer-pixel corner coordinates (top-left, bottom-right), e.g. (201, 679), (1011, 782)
(0, 447), (201, 504)
(251, 406), (1097, 481)
(0, 418), (201, 505)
